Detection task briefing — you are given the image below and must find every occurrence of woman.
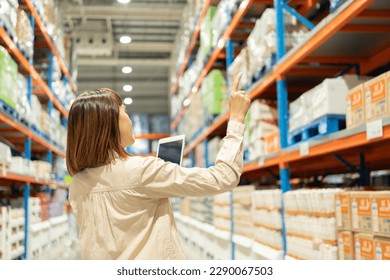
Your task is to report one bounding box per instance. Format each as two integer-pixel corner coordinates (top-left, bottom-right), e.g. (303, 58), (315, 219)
(67, 74), (250, 259)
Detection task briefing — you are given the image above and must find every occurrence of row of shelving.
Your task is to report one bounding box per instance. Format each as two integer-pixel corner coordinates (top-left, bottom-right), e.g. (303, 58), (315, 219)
(170, 0), (390, 259)
(174, 185), (390, 260)
(0, 0), (76, 259)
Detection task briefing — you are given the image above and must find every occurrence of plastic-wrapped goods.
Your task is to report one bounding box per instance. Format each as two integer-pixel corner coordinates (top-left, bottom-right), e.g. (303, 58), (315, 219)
(252, 189), (282, 210)
(40, 111), (51, 137)
(283, 188), (344, 215)
(289, 75), (370, 132)
(0, 0), (17, 40)
(207, 137), (223, 165)
(189, 197), (213, 225)
(30, 95), (43, 130)
(249, 100), (278, 123)
(252, 209), (282, 230)
(52, 157), (66, 180)
(184, 91), (204, 139)
(227, 47), (250, 90)
(0, 206), (25, 260)
(33, 160), (52, 180)
(253, 226), (283, 250)
(246, 9), (308, 79)
(212, 1), (231, 47)
(16, 8), (34, 58)
(0, 46), (17, 109)
(201, 70), (227, 118)
(233, 186), (254, 238)
(198, 6), (217, 64)
(15, 73), (32, 122)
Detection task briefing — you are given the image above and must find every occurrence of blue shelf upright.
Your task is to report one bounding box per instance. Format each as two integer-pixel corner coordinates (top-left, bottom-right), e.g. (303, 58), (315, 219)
(274, 0), (315, 258)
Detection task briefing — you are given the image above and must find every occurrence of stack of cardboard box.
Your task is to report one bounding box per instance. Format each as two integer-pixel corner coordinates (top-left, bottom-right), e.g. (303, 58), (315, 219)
(335, 190), (390, 260)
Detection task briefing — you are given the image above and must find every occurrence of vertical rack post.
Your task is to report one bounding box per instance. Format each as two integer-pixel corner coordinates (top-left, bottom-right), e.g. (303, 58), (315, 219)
(23, 13), (35, 260)
(47, 52), (54, 164)
(274, 0), (291, 258)
(226, 38), (235, 260)
(204, 139), (209, 167)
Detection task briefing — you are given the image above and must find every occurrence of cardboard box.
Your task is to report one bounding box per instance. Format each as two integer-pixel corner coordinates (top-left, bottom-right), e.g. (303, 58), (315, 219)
(372, 191), (390, 237)
(346, 84), (365, 128)
(337, 231), (354, 260)
(350, 192), (373, 233)
(335, 192), (351, 230)
(374, 237), (390, 260)
(365, 73), (389, 122)
(354, 233), (374, 260)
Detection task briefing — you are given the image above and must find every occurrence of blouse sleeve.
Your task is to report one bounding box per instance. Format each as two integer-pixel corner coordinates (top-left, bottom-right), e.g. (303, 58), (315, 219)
(132, 121), (246, 198)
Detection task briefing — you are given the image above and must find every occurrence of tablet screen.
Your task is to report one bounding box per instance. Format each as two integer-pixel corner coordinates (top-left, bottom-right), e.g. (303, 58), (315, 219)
(156, 137), (184, 166)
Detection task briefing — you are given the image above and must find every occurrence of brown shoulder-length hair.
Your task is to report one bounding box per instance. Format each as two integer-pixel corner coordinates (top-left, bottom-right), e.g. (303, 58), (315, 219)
(66, 88), (129, 176)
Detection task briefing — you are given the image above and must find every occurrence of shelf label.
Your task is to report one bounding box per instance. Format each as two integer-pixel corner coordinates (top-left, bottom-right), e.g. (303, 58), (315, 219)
(300, 141), (310, 157)
(366, 119), (383, 140)
(258, 156), (265, 167)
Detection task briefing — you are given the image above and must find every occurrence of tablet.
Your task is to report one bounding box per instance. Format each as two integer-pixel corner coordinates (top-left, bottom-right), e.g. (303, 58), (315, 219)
(156, 134), (185, 166)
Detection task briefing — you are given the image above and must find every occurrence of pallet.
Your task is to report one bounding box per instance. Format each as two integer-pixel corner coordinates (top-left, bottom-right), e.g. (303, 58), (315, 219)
(0, 100), (19, 120)
(288, 114), (346, 146)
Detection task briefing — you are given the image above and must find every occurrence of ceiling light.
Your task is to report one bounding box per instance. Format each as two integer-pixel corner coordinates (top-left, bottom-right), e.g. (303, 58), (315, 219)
(117, 0), (131, 4)
(122, 66), (132, 74)
(123, 85), (133, 92)
(120, 35), (132, 44)
(124, 97), (133, 105)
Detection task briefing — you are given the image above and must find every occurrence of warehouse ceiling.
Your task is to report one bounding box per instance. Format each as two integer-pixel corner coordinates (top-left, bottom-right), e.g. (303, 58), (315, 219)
(60, 0), (188, 115)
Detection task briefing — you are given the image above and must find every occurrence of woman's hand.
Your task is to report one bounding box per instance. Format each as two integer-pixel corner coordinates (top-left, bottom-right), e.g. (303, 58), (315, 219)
(229, 73), (251, 123)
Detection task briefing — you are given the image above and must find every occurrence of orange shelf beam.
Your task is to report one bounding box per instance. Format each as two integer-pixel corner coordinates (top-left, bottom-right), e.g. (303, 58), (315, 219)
(357, 10), (390, 19)
(134, 133), (170, 140)
(360, 45), (390, 75)
(0, 172), (68, 188)
(301, 56), (363, 64)
(282, 125), (390, 164)
(0, 113), (65, 158)
(0, 27), (69, 118)
(340, 24), (390, 33)
(171, 0), (211, 94)
(171, 0), (253, 131)
(24, 0), (78, 94)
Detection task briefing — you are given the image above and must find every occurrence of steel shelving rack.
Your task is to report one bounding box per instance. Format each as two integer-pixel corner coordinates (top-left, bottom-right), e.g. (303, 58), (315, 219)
(170, 0), (390, 259)
(0, 0), (77, 259)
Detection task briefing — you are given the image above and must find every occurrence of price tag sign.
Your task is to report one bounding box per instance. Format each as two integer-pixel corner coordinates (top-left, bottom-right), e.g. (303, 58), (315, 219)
(258, 156), (265, 167)
(300, 141), (309, 157)
(366, 119), (383, 140)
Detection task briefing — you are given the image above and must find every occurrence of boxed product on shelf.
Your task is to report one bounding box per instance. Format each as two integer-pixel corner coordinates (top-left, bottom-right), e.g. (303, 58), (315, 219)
(16, 8), (34, 58)
(213, 192), (230, 231)
(252, 209), (282, 230)
(337, 231), (354, 260)
(374, 237), (390, 260)
(0, 46), (17, 110)
(40, 111), (51, 137)
(249, 100), (278, 123)
(253, 225), (283, 250)
(287, 235), (338, 260)
(0, 206), (25, 260)
(189, 197), (213, 225)
(211, 1), (231, 48)
(354, 233), (374, 260)
(33, 160), (52, 180)
(30, 95), (43, 130)
(350, 191), (373, 233)
(289, 75), (366, 132)
(346, 84), (365, 128)
(364, 72), (389, 123)
(201, 70), (227, 117)
(372, 191), (390, 237)
(264, 130), (280, 155)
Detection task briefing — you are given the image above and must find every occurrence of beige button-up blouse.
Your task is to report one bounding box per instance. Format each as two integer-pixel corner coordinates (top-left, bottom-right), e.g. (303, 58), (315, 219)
(69, 121), (245, 259)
